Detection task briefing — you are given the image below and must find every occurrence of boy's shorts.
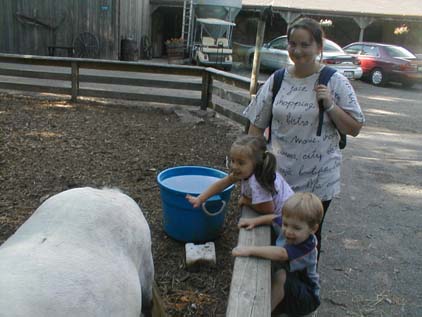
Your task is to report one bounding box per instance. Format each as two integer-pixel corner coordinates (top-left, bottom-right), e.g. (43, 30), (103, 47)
(272, 266), (320, 316)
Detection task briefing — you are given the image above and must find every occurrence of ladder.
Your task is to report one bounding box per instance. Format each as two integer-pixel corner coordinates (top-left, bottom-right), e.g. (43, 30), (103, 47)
(181, 0), (194, 56)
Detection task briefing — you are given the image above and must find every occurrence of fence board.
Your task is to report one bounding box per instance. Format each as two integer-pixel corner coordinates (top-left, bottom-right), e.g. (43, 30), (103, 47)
(207, 67), (251, 90)
(0, 82), (70, 95)
(78, 89), (200, 106)
(0, 68), (70, 81)
(226, 206), (271, 317)
(79, 75), (202, 91)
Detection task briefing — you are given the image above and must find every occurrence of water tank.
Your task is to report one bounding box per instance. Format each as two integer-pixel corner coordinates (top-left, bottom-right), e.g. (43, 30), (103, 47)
(193, 0), (241, 38)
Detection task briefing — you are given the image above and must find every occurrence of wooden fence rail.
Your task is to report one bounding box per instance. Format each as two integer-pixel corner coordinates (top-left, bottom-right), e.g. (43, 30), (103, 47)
(0, 53), (260, 126)
(226, 206), (272, 317)
(0, 53), (268, 316)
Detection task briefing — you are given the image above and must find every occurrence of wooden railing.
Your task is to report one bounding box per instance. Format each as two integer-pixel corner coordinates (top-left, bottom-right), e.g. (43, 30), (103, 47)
(0, 53), (268, 316)
(226, 206), (271, 316)
(0, 53), (258, 127)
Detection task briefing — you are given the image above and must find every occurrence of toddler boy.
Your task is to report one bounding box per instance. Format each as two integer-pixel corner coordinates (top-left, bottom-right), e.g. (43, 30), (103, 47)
(232, 192), (323, 315)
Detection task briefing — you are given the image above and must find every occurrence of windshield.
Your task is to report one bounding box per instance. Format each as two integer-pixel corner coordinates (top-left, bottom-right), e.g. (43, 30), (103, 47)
(384, 45), (416, 58)
(323, 40), (343, 53)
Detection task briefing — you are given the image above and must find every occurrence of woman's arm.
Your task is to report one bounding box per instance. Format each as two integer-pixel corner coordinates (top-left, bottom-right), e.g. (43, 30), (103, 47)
(315, 84), (363, 136)
(324, 104), (363, 136)
(232, 245), (288, 262)
(186, 174), (237, 208)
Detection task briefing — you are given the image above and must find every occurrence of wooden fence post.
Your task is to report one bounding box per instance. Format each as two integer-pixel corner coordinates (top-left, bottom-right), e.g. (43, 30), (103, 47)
(250, 7), (272, 97)
(226, 206), (271, 316)
(201, 70), (212, 110)
(71, 61), (79, 102)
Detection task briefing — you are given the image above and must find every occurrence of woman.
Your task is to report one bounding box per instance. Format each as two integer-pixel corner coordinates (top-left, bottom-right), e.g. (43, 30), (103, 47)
(244, 17), (365, 258)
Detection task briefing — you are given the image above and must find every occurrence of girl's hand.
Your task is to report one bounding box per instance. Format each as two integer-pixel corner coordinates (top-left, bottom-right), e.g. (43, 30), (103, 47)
(315, 84), (333, 110)
(229, 172), (240, 182)
(238, 195), (252, 208)
(232, 246), (251, 257)
(238, 218), (256, 230)
(186, 194), (201, 208)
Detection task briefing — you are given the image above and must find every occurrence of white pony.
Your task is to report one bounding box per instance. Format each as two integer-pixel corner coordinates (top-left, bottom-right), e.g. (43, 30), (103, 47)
(0, 187), (154, 317)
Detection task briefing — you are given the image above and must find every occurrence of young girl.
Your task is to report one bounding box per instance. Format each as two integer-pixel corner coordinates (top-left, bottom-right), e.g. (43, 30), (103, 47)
(186, 135), (294, 222)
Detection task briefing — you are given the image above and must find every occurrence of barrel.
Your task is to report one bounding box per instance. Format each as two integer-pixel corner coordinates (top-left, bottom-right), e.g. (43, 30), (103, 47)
(120, 39), (138, 61)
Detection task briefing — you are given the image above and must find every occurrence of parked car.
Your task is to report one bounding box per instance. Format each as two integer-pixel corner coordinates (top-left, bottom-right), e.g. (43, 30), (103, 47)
(248, 35), (363, 79)
(343, 42), (422, 87)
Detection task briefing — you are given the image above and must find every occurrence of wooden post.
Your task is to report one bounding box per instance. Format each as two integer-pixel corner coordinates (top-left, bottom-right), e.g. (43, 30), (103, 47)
(353, 17), (375, 42)
(226, 206), (271, 317)
(249, 7), (271, 97)
(201, 69), (212, 110)
(71, 61), (79, 102)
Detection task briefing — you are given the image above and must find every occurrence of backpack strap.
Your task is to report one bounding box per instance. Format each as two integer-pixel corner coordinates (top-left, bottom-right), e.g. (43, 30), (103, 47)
(272, 68), (285, 105)
(268, 68), (285, 143)
(319, 66), (337, 85)
(316, 66), (337, 136)
(316, 66), (347, 149)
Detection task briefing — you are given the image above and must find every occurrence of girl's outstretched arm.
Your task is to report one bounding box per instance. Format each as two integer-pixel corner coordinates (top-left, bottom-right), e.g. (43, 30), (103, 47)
(251, 200), (275, 214)
(186, 174), (237, 208)
(238, 214), (275, 230)
(232, 245), (288, 262)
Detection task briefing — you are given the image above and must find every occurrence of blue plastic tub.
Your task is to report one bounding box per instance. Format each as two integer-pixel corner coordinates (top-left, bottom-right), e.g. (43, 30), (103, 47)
(157, 166), (234, 243)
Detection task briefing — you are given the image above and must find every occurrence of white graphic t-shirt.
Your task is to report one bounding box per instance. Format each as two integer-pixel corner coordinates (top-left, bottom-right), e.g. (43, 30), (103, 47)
(244, 67), (365, 201)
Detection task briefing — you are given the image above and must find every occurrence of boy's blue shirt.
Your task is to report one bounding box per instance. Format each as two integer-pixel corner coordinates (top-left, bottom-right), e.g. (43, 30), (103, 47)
(274, 216), (321, 298)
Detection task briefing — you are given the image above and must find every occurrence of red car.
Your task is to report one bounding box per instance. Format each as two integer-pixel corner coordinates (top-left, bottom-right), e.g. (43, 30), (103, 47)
(343, 42), (422, 87)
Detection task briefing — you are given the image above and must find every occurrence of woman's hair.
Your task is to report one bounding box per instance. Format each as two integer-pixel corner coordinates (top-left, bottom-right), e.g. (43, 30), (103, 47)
(282, 192), (324, 228)
(287, 17), (324, 51)
(231, 134), (277, 194)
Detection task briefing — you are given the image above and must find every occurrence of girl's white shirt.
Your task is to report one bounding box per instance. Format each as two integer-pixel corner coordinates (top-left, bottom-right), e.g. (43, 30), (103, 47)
(244, 67), (365, 201)
(240, 172), (294, 218)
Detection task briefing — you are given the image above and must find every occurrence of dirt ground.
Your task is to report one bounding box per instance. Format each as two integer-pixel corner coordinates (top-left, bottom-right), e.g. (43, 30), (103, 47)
(1, 78), (422, 317)
(0, 92), (244, 316)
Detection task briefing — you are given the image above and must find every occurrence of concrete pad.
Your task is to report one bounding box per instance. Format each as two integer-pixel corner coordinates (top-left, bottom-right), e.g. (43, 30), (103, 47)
(185, 242), (216, 268)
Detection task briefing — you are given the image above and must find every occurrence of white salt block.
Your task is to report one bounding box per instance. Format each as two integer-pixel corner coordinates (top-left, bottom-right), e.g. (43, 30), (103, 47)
(185, 242), (216, 267)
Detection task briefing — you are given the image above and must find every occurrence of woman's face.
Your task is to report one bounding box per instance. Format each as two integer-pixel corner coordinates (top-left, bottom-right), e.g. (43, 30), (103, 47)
(287, 27), (322, 67)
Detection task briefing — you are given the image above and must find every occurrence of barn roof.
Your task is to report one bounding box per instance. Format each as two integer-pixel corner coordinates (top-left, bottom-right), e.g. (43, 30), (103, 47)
(241, 0), (422, 19)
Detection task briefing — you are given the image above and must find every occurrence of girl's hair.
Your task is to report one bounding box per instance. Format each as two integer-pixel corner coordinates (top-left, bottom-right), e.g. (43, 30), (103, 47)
(282, 192), (324, 228)
(287, 17), (324, 59)
(231, 134), (277, 194)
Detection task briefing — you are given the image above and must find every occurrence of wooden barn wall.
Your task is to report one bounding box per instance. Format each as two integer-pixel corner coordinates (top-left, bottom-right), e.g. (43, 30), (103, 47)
(0, 0), (149, 60)
(118, 0), (150, 56)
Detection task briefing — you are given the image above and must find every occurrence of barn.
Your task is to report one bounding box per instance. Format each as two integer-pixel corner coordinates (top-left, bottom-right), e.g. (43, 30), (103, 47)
(0, 0), (150, 60)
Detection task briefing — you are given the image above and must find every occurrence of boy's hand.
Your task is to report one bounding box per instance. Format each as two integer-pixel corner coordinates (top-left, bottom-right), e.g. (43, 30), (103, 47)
(232, 246), (251, 257)
(238, 195), (252, 208)
(238, 217), (256, 230)
(186, 194), (201, 208)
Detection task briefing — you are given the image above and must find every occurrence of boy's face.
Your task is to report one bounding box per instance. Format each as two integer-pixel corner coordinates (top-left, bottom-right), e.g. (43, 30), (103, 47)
(282, 215), (317, 245)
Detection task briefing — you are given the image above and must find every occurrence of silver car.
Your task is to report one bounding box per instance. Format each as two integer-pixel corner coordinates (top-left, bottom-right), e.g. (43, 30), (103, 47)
(248, 35), (363, 79)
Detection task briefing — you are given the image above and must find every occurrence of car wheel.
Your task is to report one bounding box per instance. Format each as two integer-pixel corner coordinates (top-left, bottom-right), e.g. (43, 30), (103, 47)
(370, 68), (387, 86)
